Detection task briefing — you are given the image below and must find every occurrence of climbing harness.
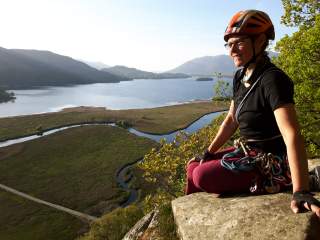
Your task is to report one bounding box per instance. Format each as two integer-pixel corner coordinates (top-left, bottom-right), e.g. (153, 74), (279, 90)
(221, 137), (292, 194)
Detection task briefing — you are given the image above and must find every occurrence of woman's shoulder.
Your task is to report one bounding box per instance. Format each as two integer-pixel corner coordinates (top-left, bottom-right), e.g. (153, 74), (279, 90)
(260, 64), (293, 87)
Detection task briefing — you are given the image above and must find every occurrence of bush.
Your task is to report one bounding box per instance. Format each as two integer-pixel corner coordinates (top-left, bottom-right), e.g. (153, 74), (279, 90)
(115, 120), (132, 129)
(138, 114), (229, 198)
(78, 205), (143, 240)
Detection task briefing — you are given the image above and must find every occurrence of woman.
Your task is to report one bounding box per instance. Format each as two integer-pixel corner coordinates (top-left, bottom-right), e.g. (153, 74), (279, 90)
(186, 10), (320, 216)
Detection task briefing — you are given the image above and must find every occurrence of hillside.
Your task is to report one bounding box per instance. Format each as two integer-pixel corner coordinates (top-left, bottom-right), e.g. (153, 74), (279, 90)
(102, 65), (189, 79)
(0, 47), (128, 90)
(167, 52), (279, 76)
(167, 55), (235, 76)
(81, 61), (110, 70)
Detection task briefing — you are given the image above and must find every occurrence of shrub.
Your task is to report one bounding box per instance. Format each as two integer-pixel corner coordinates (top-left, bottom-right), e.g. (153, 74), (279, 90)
(78, 205), (143, 240)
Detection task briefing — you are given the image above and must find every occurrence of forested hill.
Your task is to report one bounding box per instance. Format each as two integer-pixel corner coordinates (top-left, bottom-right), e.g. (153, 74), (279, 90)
(102, 65), (190, 79)
(0, 88), (15, 103)
(0, 47), (129, 90)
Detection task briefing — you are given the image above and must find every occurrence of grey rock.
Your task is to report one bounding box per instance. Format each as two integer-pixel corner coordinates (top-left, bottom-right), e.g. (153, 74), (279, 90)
(171, 159), (320, 240)
(148, 209), (160, 229)
(172, 192), (320, 240)
(122, 210), (155, 240)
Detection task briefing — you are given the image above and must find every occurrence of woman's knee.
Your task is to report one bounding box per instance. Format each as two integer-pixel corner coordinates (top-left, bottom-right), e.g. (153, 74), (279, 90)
(192, 165), (213, 191)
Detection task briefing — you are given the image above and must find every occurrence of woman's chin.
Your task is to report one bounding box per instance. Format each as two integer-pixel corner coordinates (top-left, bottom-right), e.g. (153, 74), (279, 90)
(233, 60), (244, 68)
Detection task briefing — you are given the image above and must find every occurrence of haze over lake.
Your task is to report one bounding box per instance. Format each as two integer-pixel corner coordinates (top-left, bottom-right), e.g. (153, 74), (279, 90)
(0, 77), (232, 118)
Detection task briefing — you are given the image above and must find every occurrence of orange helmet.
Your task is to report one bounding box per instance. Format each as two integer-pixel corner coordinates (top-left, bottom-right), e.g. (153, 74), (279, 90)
(224, 10), (275, 41)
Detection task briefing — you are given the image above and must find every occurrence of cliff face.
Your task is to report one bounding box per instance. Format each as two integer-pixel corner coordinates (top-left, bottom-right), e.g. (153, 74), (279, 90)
(171, 159), (320, 240)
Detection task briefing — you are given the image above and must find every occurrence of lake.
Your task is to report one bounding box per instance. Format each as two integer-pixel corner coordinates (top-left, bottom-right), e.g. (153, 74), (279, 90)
(0, 77), (232, 117)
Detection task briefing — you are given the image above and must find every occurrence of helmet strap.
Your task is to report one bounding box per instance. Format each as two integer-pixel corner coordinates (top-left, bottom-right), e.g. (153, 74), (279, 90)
(241, 37), (265, 83)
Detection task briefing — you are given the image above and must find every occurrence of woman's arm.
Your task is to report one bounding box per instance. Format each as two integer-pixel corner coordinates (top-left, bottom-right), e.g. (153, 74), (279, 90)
(274, 104), (320, 216)
(207, 100), (239, 153)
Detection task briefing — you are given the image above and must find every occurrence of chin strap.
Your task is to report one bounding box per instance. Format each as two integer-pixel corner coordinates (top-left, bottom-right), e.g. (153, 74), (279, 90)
(241, 37), (265, 82)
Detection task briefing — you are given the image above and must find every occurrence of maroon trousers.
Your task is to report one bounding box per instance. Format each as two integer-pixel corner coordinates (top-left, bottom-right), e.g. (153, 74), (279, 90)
(186, 147), (260, 195)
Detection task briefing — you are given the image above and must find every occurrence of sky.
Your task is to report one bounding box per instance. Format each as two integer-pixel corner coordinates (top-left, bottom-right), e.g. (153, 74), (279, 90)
(0, 0), (297, 72)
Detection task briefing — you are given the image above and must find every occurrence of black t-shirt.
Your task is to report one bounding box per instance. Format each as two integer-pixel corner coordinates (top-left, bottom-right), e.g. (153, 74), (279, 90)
(232, 58), (294, 154)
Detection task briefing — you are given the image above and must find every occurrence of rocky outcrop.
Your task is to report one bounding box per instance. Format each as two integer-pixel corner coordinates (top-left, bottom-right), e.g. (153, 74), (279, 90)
(171, 159), (320, 240)
(172, 192), (320, 240)
(122, 209), (161, 240)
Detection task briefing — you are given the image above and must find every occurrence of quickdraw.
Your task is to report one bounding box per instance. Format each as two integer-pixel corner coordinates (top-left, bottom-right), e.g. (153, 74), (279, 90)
(220, 137), (292, 194)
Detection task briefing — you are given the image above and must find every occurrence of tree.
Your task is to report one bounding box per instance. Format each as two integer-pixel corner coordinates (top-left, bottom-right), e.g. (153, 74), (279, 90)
(281, 0), (320, 27)
(274, 2), (320, 156)
(0, 88), (15, 103)
(212, 72), (232, 101)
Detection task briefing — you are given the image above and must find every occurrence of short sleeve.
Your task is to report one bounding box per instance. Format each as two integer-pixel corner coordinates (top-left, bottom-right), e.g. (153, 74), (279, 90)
(262, 70), (295, 111)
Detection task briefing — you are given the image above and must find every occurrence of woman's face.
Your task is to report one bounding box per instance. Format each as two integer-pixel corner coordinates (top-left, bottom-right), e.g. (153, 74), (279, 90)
(226, 36), (254, 67)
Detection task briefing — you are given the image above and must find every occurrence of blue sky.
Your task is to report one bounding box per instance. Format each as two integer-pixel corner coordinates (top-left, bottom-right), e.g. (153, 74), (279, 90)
(0, 0), (297, 71)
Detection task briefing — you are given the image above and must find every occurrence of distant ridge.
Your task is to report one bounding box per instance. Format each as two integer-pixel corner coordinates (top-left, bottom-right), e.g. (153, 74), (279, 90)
(0, 47), (128, 90)
(167, 52), (279, 76)
(82, 61), (110, 70)
(102, 65), (189, 79)
(167, 55), (235, 76)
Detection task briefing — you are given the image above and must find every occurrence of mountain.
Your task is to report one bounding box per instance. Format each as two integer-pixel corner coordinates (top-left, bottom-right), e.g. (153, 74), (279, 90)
(167, 52), (279, 76)
(102, 65), (190, 79)
(167, 55), (235, 76)
(81, 61), (110, 70)
(0, 47), (128, 89)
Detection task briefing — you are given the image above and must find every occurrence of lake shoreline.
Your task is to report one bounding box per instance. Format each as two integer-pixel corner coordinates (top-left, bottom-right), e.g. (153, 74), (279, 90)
(0, 100), (229, 141)
(0, 109), (227, 144)
(0, 77), (233, 118)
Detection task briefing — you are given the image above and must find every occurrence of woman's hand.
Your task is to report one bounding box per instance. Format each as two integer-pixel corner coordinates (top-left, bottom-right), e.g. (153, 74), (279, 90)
(186, 157), (200, 168)
(291, 191), (320, 217)
(186, 150), (215, 169)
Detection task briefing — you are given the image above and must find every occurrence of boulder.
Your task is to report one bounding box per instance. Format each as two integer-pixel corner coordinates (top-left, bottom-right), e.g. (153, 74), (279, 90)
(171, 159), (320, 240)
(172, 192), (320, 240)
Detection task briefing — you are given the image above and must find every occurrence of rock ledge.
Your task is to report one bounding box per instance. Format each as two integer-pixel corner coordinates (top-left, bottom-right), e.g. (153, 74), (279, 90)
(171, 159), (320, 240)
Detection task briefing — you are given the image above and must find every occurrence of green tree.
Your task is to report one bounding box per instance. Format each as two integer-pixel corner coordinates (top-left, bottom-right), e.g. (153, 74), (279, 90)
(281, 0), (320, 27)
(212, 72), (232, 101)
(0, 88), (15, 103)
(274, 2), (320, 156)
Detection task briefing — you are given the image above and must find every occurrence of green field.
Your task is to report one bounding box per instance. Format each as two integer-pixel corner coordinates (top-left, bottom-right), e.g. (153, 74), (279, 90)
(0, 125), (158, 240)
(0, 191), (86, 240)
(0, 101), (228, 239)
(0, 100), (229, 141)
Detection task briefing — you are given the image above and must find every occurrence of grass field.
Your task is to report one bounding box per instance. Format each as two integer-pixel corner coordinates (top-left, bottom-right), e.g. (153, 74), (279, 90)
(0, 125), (158, 240)
(0, 101), (229, 239)
(0, 100), (229, 141)
(0, 191), (86, 240)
